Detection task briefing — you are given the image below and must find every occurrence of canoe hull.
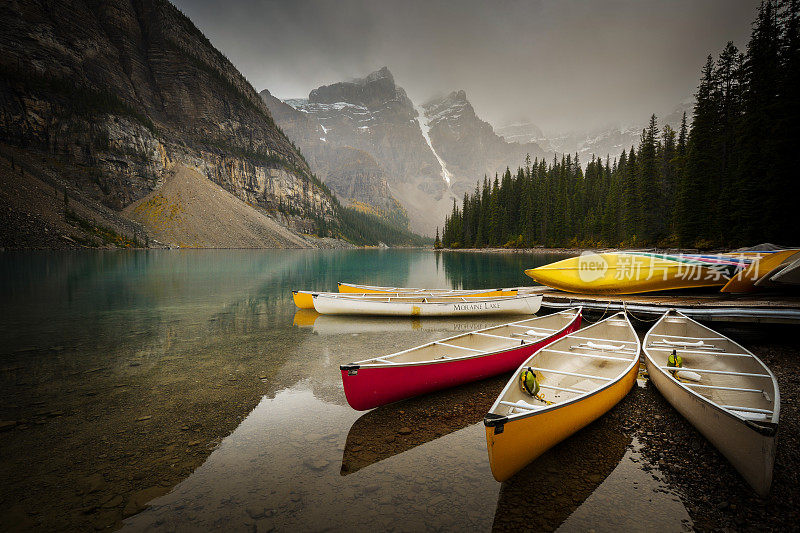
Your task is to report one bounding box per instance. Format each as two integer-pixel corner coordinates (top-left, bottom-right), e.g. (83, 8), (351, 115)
(337, 282), (519, 297)
(721, 249), (800, 293)
(313, 294), (542, 317)
(340, 315), (581, 411)
(292, 291), (315, 309)
(645, 356), (776, 496)
(525, 253), (727, 295)
(485, 361), (638, 482)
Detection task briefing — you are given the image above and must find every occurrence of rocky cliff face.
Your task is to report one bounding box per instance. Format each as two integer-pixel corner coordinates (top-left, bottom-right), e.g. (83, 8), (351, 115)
(0, 0), (336, 244)
(260, 88), (408, 226)
(421, 91), (545, 197)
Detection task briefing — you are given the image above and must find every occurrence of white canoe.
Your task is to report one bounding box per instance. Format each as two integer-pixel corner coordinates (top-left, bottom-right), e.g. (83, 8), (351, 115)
(292, 287), (529, 309)
(643, 309), (780, 497)
(311, 293), (542, 317)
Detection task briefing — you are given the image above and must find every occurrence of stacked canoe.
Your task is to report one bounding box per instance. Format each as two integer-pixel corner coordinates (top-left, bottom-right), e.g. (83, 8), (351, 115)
(525, 249), (800, 294)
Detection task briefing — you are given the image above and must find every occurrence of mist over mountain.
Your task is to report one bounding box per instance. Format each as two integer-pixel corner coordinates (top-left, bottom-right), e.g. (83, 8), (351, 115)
(265, 68), (549, 234)
(496, 101), (694, 167)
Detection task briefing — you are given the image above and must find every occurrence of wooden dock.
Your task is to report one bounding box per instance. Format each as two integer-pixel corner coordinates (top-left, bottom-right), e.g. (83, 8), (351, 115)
(532, 287), (800, 325)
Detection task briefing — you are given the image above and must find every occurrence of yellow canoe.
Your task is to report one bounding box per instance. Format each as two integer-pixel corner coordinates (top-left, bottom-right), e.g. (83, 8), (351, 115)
(337, 282), (521, 297)
(524, 253), (727, 295)
(721, 249), (800, 293)
(484, 312), (640, 481)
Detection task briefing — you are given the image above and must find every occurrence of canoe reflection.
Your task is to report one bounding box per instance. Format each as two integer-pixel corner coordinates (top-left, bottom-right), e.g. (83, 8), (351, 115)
(292, 308), (321, 326)
(341, 374), (509, 475)
(492, 417), (631, 531)
(293, 310), (502, 335)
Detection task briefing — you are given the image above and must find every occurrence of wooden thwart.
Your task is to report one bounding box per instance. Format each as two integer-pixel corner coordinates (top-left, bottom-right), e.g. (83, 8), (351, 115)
(684, 383), (763, 393)
(659, 366), (770, 378)
(649, 333), (726, 341)
(527, 366), (613, 381)
(475, 332), (523, 342)
(722, 405), (773, 415)
(499, 400), (540, 411)
(567, 335), (639, 345)
(538, 383), (589, 394)
(435, 342), (485, 353)
(543, 347), (633, 362)
(648, 347), (751, 357)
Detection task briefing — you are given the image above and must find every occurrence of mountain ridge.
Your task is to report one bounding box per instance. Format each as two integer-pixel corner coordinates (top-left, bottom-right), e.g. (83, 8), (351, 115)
(1, 0), (416, 248)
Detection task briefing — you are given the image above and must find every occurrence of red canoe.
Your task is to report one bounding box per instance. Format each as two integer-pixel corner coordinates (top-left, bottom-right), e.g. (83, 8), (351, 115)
(340, 308), (583, 410)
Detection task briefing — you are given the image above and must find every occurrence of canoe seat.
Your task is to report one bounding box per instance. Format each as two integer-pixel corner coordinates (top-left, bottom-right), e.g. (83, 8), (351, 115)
(586, 340), (625, 351)
(662, 338), (705, 347)
(569, 343), (635, 354)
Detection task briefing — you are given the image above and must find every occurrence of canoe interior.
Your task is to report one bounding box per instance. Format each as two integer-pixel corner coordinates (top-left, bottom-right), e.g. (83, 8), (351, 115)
(489, 313), (639, 416)
(358, 310), (579, 366)
(644, 312), (777, 422)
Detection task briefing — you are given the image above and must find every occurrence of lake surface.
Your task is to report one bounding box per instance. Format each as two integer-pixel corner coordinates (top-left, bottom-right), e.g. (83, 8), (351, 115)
(0, 249), (691, 531)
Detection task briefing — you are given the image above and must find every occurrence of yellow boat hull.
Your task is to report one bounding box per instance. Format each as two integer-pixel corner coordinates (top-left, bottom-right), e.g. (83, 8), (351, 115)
(525, 253), (725, 294)
(292, 290), (316, 309)
(720, 249), (800, 293)
(337, 282), (518, 298)
(485, 362), (638, 482)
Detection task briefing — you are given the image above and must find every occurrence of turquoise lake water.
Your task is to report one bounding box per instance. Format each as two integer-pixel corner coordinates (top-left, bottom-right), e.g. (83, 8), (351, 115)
(0, 249), (692, 532)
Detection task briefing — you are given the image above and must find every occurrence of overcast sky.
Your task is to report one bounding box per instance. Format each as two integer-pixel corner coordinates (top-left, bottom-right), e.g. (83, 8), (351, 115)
(173, 0), (760, 133)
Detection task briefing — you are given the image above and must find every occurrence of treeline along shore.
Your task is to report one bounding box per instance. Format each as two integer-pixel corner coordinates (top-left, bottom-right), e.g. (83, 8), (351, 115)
(439, 1), (799, 251)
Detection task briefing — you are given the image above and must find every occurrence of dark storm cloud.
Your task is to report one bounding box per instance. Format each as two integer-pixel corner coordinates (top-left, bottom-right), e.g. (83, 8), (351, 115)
(172, 0), (759, 132)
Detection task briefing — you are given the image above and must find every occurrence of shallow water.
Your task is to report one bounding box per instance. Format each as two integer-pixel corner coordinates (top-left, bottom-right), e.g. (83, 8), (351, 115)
(0, 249), (693, 531)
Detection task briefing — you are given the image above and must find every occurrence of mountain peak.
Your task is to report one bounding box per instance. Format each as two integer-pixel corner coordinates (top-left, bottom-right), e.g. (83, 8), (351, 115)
(362, 66), (394, 85)
(309, 67), (405, 108)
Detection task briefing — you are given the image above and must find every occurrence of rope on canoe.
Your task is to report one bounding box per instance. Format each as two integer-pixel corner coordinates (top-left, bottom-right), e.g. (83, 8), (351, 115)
(622, 301), (661, 323)
(536, 391), (552, 405)
(580, 300), (612, 324)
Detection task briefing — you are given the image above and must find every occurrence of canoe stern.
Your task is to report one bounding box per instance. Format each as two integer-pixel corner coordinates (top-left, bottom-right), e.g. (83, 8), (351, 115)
(292, 291), (315, 309)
